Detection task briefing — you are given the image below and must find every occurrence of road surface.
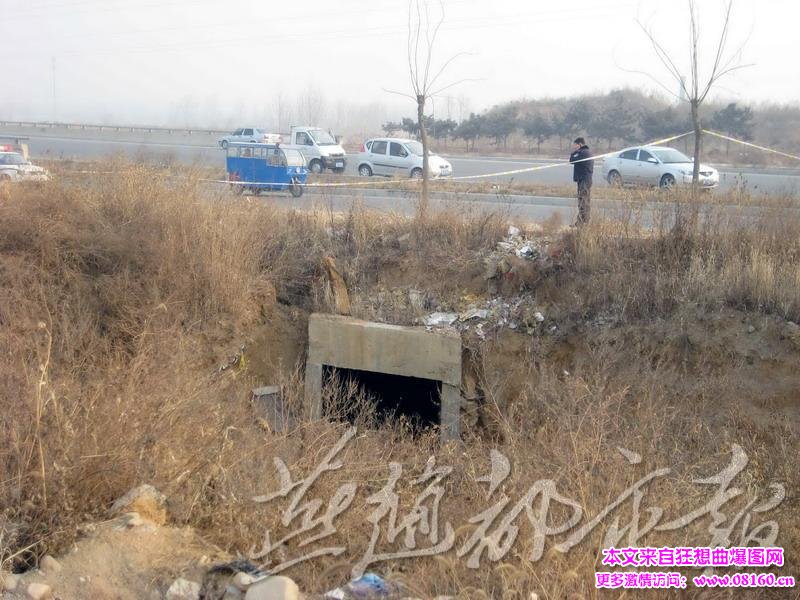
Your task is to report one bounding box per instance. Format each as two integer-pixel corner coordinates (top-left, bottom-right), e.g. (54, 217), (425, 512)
(4, 126), (800, 196)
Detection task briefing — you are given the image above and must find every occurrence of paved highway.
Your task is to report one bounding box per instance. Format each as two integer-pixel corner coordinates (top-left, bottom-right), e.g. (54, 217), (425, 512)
(4, 127), (800, 196)
(208, 185), (792, 231)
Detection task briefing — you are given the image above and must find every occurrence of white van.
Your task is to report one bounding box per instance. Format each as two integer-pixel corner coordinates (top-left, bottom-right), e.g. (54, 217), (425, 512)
(279, 126), (347, 174)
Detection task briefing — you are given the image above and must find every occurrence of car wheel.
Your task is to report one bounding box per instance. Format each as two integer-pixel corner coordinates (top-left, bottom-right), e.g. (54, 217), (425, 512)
(659, 173), (676, 190)
(607, 170), (623, 187)
(220, 140), (228, 149)
(358, 164), (373, 177)
(410, 167), (423, 179)
(250, 140), (256, 143)
(289, 178), (304, 198)
(309, 160), (323, 174)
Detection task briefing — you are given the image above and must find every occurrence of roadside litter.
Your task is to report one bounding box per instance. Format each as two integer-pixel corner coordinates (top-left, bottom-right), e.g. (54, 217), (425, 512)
(423, 296), (548, 337)
(423, 312), (459, 327)
(324, 572), (404, 599)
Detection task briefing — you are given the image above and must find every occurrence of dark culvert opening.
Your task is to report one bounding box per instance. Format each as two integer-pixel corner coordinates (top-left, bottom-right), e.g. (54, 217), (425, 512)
(322, 365), (441, 431)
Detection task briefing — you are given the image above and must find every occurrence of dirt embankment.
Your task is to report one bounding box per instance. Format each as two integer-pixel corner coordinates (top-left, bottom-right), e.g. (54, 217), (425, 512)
(1, 171), (799, 598)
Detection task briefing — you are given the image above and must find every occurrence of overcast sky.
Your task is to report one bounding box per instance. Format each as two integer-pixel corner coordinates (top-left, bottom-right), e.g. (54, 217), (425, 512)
(1, 0), (796, 128)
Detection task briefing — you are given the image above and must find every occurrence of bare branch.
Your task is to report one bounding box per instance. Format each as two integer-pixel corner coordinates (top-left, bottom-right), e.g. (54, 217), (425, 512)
(428, 77), (484, 98)
(617, 63), (685, 103)
(426, 51), (471, 92)
(422, 0), (446, 95)
(382, 88), (417, 101)
(636, 19), (691, 99)
(704, 0), (733, 91)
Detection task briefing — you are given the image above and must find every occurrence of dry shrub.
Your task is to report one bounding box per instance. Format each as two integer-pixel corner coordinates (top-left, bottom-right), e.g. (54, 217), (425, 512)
(0, 168), (798, 598)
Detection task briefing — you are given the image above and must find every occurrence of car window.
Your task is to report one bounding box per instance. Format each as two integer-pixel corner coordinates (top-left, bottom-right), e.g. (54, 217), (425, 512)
(243, 128), (253, 136)
(232, 129), (243, 136)
(371, 140), (388, 155)
(639, 150), (655, 162)
(365, 140), (373, 151)
(619, 149), (638, 160)
(296, 132), (311, 145)
(0, 154), (24, 165)
(389, 142), (408, 157)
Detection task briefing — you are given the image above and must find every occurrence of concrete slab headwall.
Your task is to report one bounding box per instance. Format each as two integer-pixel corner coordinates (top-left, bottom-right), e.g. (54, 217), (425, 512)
(305, 313), (462, 441)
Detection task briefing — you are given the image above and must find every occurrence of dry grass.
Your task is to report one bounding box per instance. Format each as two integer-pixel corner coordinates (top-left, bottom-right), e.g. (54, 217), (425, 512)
(0, 168), (798, 598)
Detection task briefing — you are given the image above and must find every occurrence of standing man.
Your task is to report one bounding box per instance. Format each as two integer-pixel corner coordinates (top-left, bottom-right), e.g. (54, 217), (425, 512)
(569, 137), (594, 226)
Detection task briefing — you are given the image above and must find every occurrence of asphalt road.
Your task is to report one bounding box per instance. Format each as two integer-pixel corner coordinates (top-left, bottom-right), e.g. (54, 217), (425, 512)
(199, 184), (790, 232)
(5, 128), (800, 196)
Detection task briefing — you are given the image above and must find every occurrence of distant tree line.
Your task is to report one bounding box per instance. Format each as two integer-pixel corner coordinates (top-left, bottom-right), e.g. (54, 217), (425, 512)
(383, 89), (772, 157)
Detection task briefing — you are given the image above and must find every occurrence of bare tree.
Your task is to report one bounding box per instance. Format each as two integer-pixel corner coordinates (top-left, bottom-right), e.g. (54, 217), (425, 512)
(636, 1), (750, 186)
(273, 92), (290, 132)
(296, 84), (326, 126)
(386, 0), (473, 219)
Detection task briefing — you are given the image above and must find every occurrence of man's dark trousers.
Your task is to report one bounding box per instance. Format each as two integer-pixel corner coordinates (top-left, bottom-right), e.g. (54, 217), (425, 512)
(577, 179), (591, 225)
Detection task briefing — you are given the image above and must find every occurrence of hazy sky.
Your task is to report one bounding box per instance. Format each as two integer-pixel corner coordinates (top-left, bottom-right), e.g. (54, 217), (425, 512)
(1, 0), (796, 127)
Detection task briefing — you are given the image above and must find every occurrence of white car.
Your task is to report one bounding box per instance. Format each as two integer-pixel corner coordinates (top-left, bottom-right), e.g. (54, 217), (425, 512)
(602, 146), (719, 189)
(218, 128), (274, 148)
(0, 152), (50, 182)
(357, 138), (452, 179)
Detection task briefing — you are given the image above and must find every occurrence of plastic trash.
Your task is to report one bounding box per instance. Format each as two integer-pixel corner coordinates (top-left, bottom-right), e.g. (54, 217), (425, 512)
(324, 573), (402, 599)
(424, 312), (459, 327)
(459, 308), (489, 321)
(507, 225), (521, 238)
(516, 244), (537, 259)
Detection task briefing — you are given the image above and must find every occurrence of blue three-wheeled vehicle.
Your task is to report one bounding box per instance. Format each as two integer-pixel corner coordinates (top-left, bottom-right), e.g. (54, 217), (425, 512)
(225, 142), (308, 197)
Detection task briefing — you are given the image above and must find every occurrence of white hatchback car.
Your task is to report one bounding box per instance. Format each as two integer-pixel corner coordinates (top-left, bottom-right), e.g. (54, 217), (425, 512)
(0, 152), (50, 182)
(602, 146), (719, 189)
(218, 128), (274, 148)
(357, 138), (452, 178)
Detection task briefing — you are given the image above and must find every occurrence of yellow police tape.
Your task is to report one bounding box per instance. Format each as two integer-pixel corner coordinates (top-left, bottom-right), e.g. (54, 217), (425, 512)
(209, 130), (696, 189)
(703, 129), (800, 163)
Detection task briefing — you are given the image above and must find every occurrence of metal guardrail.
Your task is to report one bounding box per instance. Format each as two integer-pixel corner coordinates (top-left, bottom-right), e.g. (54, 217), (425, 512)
(0, 120), (229, 136)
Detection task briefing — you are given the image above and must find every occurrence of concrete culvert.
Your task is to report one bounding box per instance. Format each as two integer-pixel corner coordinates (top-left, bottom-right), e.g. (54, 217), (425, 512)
(305, 314), (462, 441)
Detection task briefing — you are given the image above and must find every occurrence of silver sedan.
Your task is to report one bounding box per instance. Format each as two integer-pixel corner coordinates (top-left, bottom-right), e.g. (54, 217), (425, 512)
(602, 146), (719, 189)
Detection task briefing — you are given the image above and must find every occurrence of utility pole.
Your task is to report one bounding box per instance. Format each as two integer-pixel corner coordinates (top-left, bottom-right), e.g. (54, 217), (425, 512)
(51, 57), (57, 121)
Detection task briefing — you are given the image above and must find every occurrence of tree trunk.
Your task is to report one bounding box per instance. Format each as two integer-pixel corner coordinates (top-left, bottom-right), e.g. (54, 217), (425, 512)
(417, 94), (429, 220)
(691, 99), (701, 186)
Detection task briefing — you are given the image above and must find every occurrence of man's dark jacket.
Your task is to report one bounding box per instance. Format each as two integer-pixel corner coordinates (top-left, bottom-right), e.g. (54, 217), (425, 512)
(570, 145), (594, 183)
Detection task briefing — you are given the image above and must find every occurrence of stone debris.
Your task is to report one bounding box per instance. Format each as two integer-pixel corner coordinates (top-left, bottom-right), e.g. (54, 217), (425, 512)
(244, 576), (299, 600)
(26, 582), (53, 600)
(1, 571), (20, 592)
(39, 555), (61, 575)
(166, 578), (201, 600)
(110, 484), (168, 526)
(232, 572), (259, 590)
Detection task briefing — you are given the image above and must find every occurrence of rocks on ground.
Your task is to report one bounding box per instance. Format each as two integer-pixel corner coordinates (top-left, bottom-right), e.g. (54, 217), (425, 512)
(25, 582), (53, 600)
(109, 484), (168, 526)
(1, 571), (20, 592)
(244, 576), (300, 600)
(38, 556), (61, 577)
(166, 577), (201, 600)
